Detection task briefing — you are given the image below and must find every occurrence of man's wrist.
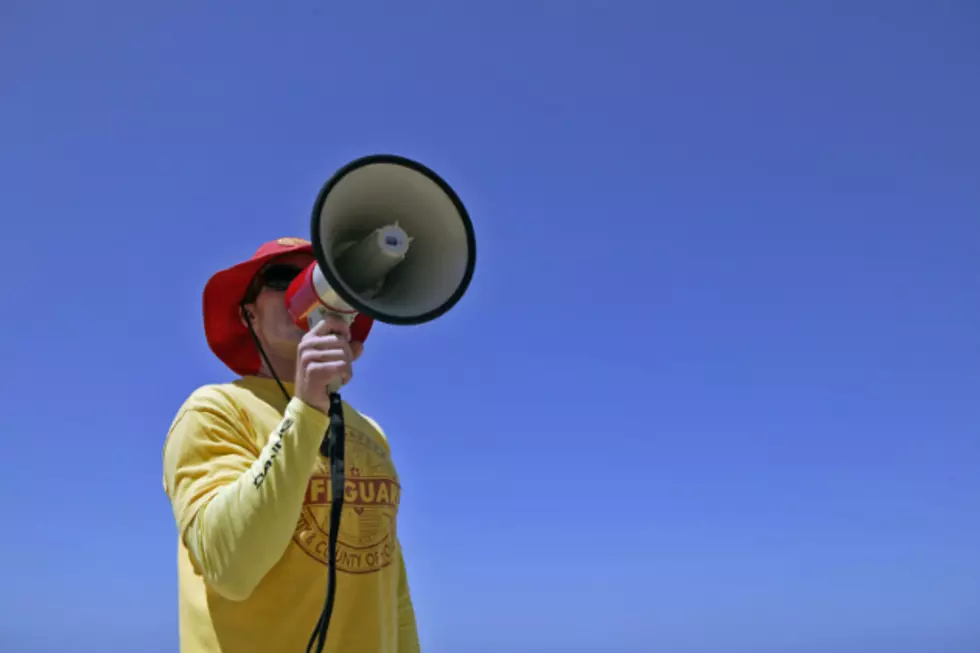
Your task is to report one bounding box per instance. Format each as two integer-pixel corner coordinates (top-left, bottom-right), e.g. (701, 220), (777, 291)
(285, 396), (330, 438)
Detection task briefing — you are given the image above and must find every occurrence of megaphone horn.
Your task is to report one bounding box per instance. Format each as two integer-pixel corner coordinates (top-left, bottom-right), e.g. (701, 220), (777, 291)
(287, 155), (477, 651)
(285, 154), (476, 331)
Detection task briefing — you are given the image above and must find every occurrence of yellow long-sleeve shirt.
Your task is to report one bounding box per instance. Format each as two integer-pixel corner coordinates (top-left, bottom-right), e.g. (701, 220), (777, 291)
(162, 376), (419, 652)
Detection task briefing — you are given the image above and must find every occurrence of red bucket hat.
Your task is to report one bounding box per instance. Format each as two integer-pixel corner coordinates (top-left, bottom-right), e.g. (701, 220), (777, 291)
(203, 236), (374, 377)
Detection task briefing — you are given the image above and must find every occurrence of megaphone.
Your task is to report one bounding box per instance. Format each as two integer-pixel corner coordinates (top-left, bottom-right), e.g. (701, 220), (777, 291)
(291, 154), (476, 653)
(285, 153), (476, 336)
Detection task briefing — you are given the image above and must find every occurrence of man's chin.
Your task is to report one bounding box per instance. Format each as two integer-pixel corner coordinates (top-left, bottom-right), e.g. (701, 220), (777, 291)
(266, 333), (303, 360)
(285, 325), (306, 341)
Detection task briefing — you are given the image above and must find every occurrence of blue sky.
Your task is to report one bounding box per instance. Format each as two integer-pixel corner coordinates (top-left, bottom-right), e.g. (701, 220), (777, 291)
(1, 2), (978, 652)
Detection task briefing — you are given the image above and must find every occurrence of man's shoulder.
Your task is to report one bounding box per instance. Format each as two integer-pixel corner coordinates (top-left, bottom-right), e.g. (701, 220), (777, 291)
(342, 402), (391, 447)
(165, 381), (271, 444)
(161, 382), (257, 496)
(163, 382), (259, 457)
(358, 411), (387, 439)
(175, 381), (247, 416)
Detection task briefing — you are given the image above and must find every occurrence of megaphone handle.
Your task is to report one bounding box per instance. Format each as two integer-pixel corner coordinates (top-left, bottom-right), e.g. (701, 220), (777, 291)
(306, 306), (354, 392)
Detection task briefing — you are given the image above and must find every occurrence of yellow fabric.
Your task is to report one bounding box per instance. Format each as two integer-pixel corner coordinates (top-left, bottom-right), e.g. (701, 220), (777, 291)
(162, 376), (419, 653)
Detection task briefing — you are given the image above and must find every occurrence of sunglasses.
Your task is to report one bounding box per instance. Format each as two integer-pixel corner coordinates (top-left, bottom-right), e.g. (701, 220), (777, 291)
(260, 264), (304, 291)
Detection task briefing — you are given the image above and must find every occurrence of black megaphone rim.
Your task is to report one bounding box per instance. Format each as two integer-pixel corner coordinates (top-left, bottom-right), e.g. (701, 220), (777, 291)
(310, 153), (477, 326)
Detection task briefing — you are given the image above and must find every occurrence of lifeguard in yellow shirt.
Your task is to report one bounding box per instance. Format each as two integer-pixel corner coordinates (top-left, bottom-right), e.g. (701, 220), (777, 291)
(162, 236), (420, 653)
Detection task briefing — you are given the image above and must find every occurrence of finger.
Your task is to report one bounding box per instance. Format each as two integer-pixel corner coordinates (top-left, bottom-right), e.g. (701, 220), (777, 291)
(306, 360), (351, 373)
(301, 347), (353, 364)
(302, 335), (353, 356)
(310, 315), (351, 340)
(307, 360), (354, 380)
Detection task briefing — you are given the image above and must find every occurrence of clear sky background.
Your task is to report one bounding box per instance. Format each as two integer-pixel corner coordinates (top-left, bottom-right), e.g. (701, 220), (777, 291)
(1, 2), (978, 653)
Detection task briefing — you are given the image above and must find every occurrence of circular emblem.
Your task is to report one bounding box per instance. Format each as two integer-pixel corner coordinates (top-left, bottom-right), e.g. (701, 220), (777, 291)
(292, 422), (400, 574)
(277, 237), (310, 247)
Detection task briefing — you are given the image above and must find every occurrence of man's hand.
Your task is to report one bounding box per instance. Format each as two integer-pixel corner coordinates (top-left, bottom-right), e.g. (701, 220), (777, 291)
(294, 316), (354, 414)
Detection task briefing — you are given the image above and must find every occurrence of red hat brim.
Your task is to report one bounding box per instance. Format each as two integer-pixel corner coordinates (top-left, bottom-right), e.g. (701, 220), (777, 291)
(203, 237), (374, 377)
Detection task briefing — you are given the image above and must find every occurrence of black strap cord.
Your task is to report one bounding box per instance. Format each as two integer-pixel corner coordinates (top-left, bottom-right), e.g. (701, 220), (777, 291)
(243, 305), (346, 653)
(307, 391), (345, 653)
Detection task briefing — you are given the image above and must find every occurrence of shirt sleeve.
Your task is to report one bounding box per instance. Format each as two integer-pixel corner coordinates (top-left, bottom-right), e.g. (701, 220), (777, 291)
(397, 546), (421, 653)
(162, 387), (329, 601)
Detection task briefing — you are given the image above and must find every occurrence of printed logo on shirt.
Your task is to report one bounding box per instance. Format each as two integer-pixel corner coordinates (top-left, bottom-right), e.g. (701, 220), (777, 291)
(292, 421), (400, 574)
(252, 417), (294, 488)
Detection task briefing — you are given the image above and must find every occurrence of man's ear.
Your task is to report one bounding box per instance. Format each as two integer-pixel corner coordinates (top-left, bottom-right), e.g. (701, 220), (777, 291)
(240, 304), (255, 328)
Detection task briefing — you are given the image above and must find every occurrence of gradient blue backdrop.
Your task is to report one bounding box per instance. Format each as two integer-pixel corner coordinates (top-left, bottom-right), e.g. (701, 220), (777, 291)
(1, 2), (978, 652)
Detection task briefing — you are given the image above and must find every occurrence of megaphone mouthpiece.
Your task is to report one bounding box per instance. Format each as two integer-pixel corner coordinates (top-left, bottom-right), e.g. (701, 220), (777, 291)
(284, 262), (358, 332)
(334, 224), (411, 295)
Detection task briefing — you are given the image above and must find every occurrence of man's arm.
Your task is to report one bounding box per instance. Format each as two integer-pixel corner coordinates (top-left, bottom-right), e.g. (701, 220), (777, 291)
(162, 387), (328, 601)
(397, 546), (421, 653)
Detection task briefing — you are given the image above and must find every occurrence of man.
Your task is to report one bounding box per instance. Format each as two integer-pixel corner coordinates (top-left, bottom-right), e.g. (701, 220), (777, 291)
(162, 237), (420, 652)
